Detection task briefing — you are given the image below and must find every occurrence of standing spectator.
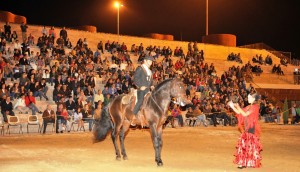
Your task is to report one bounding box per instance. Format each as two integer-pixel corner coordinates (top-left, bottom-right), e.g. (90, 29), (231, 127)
(20, 22), (28, 43)
(25, 91), (42, 115)
(59, 27), (68, 43)
(4, 22), (11, 36)
(41, 26), (48, 36)
(291, 103), (299, 124)
(27, 33), (34, 45)
(49, 26), (56, 43)
(1, 97), (15, 122)
(97, 41), (104, 53)
(42, 104), (55, 134)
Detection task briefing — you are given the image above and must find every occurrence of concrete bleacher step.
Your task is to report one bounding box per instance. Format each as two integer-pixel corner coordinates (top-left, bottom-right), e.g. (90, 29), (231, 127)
(2, 21), (284, 74)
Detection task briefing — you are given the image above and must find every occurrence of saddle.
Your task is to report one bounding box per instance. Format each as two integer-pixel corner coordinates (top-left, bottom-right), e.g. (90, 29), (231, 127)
(121, 88), (137, 105)
(122, 88), (151, 128)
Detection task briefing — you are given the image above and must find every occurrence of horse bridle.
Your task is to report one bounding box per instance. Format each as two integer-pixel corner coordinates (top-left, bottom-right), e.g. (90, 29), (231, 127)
(149, 80), (185, 114)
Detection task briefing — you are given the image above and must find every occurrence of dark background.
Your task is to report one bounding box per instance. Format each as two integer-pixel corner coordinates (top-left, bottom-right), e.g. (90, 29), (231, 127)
(1, 0), (299, 58)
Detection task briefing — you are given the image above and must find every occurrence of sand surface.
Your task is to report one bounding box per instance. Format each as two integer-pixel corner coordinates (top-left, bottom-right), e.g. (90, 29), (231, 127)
(1, 123), (300, 172)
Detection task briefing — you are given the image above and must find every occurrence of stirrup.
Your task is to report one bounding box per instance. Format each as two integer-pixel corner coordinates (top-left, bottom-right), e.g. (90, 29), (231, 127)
(131, 114), (144, 128)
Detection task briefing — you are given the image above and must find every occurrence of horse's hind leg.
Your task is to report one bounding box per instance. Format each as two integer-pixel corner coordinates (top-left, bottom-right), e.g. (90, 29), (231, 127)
(111, 126), (122, 160)
(119, 121), (130, 160)
(149, 124), (164, 166)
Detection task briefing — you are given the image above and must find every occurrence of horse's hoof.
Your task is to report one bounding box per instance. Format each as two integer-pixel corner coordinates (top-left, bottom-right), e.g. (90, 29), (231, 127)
(123, 156), (128, 160)
(157, 161), (163, 166)
(156, 160), (163, 166)
(116, 156), (121, 161)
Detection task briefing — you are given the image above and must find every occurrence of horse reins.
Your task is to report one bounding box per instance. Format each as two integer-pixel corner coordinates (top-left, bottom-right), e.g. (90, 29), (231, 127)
(149, 93), (165, 114)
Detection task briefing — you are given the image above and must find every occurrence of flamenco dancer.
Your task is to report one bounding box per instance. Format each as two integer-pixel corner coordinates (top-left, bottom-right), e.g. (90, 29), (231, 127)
(228, 93), (263, 169)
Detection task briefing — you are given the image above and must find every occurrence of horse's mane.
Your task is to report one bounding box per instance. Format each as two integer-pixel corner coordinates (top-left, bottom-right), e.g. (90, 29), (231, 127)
(152, 78), (173, 94)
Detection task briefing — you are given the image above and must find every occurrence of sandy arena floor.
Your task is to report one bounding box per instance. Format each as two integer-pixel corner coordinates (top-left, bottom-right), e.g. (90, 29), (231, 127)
(1, 123), (300, 172)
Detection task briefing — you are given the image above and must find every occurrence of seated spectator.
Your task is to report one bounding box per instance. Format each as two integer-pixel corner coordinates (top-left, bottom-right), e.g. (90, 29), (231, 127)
(272, 64), (278, 74)
(258, 54), (264, 65)
(65, 38), (72, 49)
(74, 107), (84, 130)
(171, 104), (184, 127)
(194, 105), (208, 127)
(280, 58), (288, 67)
(10, 83), (20, 100)
(227, 52), (242, 63)
(42, 104), (55, 134)
(251, 65), (263, 76)
(13, 94), (29, 114)
(56, 104), (70, 133)
(252, 55), (259, 64)
(82, 104), (93, 131)
(265, 55), (273, 65)
(204, 104), (217, 127)
(293, 68), (300, 84)
(93, 101), (102, 120)
(216, 104), (232, 126)
(1, 96), (14, 122)
(185, 107), (197, 127)
(276, 64), (284, 75)
(0, 84), (9, 101)
(25, 91), (42, 115)
(94, 89), (104, 109)
(162, 107), (175, 128)
(66, 96), (76, 116)
(103, 93), (112, 107)
(53, 84), (62, 103)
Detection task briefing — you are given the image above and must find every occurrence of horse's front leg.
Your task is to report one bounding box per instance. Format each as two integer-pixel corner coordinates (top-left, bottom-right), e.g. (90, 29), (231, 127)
(119, 120), (130, 160)
(149, 124), (164, 166)
(111, 126), (121, 160)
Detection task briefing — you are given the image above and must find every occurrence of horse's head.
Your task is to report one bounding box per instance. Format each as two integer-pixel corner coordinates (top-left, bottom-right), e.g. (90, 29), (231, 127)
(170, 78), (190, 106)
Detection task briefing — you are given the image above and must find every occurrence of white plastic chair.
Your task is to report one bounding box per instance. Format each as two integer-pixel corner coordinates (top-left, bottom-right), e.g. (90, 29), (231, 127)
(27, 115), (41, 133)
(7, 116), (23, 134)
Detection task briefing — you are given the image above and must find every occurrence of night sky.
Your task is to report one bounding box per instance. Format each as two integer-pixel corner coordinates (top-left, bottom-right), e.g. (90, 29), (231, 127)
(1, 0), (299, 58)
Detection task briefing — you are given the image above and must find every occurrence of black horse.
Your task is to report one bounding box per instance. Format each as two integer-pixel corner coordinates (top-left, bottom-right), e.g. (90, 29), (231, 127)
(93, 78), (189, 166)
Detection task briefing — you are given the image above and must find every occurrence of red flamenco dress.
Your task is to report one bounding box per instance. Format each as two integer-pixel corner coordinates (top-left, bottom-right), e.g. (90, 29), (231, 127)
(234, 104), (263, 168)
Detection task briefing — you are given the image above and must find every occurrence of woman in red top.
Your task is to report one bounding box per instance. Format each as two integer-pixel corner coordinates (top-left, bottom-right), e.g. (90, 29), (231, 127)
(228, 93), (262, 169)
(25, 91), (42, 115)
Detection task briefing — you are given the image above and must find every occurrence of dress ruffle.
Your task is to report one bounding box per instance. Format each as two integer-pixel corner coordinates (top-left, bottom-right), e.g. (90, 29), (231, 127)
(234, 132), (263, 168)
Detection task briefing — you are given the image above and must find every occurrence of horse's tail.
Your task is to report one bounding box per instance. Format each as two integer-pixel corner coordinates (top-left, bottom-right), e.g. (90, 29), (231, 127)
(93, 105), (113, 143)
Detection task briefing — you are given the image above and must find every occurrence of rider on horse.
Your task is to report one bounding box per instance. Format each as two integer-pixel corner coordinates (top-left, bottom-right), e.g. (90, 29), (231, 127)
(132, 54), (154, 125)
